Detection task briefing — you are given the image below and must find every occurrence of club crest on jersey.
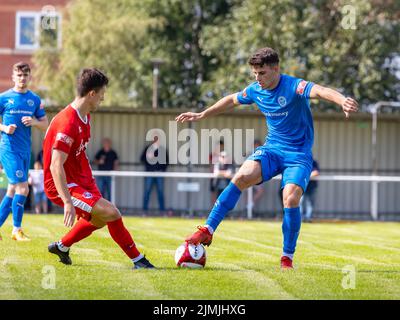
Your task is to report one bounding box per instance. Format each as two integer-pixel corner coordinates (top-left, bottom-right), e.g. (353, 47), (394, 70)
(296, 80), (308, 95)
(27, 99), (35, 107)
(254, 149), (263, 156)
(83, 192), (92, 199)
(15, 170), (24, 178)
(278, 96), (287, 107)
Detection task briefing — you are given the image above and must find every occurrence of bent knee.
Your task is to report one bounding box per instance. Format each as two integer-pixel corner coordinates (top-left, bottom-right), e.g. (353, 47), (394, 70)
(232, 173), (261, 190)
(108, 207), (121, 220)
(283, 194), (301, 208)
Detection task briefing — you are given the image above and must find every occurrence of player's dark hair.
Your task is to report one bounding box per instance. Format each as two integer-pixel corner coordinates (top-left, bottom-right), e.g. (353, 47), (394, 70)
(77, 68), (109, 97)
(248, 47), (279, 67)
(13, 62), (31, 74)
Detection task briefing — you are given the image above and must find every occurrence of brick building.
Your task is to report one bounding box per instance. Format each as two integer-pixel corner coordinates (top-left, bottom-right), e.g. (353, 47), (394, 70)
(0, 0), (68, 92)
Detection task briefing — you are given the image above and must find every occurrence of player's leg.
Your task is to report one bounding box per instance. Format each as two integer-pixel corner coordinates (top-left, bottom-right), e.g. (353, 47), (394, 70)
(0, 184), (16, 240)
(10, 153), (32, 240)
(186, 160), (263, 246)
(90, 197), (155, 268)
(10, 181), (30, 240)
(0, 184), (15, 226)
(281, 183), (303, 268)
(0, 151), (18, 233)
(280, 159), (312, 269)
(48, 187), (104, 264)
(186, 146), (282, 246)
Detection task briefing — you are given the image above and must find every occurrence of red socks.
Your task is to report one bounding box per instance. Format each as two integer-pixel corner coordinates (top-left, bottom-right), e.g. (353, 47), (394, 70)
(61, 218), (99, 247)
(107, 217), (140, 259)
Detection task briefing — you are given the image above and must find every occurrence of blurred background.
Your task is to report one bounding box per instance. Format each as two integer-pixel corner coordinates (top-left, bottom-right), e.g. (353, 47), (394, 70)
(0, 0), (399, 220)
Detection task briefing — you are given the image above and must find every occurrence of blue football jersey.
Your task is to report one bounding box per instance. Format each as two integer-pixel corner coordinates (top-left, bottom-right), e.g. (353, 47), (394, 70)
(236, 74), (314, 152)
(0, 89), (45, 153)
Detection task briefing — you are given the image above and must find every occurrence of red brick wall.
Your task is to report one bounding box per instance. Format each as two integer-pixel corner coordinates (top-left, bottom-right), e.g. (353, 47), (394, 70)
(0, 0), (68, 92)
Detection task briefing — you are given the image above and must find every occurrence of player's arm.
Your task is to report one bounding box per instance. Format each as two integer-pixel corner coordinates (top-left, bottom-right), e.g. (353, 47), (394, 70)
(50, 149), (75, 227)
(0, 101), (16, 133)
(0, 120), (17, 134)
(21, 115), (49, 131)
(175, 93), (239, 123)
(309, 84), (358, 118)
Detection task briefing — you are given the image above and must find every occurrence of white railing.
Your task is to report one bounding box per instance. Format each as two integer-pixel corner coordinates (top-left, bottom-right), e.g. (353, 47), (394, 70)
(90, 170), (400, 221)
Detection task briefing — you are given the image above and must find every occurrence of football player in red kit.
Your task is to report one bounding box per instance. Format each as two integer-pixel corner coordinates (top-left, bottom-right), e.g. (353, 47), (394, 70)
(43, 68), (154, 269)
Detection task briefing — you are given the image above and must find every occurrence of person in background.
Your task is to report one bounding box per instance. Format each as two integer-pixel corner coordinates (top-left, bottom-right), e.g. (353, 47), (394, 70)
(300, 159), (320, 223)
(140, 133), (169, 212)
(28, 161), (48, 214)
(213, 151), (234, 198)
(209, 140), (225, 205)
(93, 138), (119, 201)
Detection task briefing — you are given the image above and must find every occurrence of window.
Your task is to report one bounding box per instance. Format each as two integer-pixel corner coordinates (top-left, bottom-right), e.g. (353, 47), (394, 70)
(16, 11), (62, 50)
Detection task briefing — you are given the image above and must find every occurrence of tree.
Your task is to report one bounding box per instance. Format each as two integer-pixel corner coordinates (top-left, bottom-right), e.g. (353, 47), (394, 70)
(33, 0), (158, 107)
(200, 0), (400, 111)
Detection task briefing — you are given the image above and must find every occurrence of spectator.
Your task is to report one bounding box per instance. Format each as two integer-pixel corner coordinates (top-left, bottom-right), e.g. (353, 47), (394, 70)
(212, 151), (234, 198)
(141, 134), (169, 212)
(251, 139), (265, 213)
(94, 138), (119, 201)
(36, 149), (43, 166)
(28, 161), (48, 214)
(300, 159), (320, 223)
(209, 140), (225, 204)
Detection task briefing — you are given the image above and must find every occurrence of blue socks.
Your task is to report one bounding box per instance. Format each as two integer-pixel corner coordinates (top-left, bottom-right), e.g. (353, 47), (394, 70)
(0, 195), (13, 227)
(12, 194), (27, 228)
(282, 207), (302, 257)
(206, 182), (242, 232)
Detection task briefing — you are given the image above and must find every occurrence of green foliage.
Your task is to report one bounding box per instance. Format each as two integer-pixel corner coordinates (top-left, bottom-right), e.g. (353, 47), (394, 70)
(33, 0), (158, 107)
(33, 0), (399, 110)
(200, 0), (400, 111)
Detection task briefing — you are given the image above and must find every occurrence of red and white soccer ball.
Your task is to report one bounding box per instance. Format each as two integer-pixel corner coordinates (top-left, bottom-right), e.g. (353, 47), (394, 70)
(175, 242), (206, 268)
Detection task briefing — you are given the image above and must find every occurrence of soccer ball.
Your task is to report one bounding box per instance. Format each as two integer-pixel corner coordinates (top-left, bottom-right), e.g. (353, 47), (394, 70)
(175, 242), (206, 268)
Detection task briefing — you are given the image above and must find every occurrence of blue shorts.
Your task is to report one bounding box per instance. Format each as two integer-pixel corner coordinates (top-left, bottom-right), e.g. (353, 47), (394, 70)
(247, 145), (313, 192)
(0, 150), (31, 184)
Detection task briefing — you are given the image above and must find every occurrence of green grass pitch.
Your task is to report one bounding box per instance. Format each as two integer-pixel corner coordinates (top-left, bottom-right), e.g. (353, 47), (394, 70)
(0, 214), (399, 300)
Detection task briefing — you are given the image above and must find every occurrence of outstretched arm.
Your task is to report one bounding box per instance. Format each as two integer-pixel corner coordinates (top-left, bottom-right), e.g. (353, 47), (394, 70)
(309, 84), (358, 118)
(175, 93), (239, 123)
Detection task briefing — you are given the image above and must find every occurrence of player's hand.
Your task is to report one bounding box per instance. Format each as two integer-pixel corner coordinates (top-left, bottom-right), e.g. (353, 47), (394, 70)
(21, 116), (36, 127)
(64, 202), (76, 227)
(4, 124), (17, 134)
(341, 97), (358, 118)
(175, 112), (203, 123)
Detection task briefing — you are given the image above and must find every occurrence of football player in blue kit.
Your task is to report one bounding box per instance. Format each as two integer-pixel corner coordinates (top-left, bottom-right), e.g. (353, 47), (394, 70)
(0, 62), (48, 241)
(176, 47), (358, 269)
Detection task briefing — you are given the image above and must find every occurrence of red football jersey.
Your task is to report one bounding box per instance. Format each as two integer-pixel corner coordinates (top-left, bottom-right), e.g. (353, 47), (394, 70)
(43, 105), (97, 195)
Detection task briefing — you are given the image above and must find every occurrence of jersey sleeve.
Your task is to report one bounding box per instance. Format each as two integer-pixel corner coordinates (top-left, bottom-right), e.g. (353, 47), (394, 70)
(294, 79), (314, 99)
(34, 97), (46, 119)
(53, 121), (77, 154)
(236, 84), (254, 105)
